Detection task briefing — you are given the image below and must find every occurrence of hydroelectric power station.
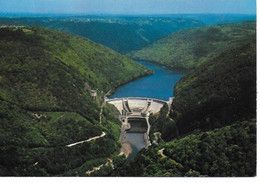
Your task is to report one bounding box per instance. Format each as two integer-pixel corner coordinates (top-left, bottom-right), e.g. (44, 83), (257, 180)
(106, 97), (173, 149)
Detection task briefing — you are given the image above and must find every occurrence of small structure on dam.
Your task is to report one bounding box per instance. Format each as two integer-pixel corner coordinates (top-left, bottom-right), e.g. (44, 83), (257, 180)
(106, 97), (173, 148)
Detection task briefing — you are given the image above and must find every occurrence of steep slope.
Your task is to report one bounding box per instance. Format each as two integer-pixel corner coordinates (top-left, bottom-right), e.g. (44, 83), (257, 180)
(148, 37), (256, 141)
(112, 35), (256, 177)
(169, 38), (256, 138)
(0, 26), (150, 176)
(129, 21), (256, 70)
(0, 17), (204, 53)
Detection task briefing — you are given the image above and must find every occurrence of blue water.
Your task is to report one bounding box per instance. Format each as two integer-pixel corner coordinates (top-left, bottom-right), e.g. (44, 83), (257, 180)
(109, 60), (185, 101)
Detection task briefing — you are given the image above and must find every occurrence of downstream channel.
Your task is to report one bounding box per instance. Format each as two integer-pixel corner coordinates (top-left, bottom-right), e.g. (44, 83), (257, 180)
(110, 60), (185, 160)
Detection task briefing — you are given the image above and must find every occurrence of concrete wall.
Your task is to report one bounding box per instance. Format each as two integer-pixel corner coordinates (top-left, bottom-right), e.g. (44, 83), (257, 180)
(107, 99), (123, 115)
(149, 100), (165, 113)
(128, 99), (147, 111)
(106, 97), (168, 115)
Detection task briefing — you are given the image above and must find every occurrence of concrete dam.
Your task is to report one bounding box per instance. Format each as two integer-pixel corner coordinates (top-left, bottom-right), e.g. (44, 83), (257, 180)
(106, 97), (173, 148)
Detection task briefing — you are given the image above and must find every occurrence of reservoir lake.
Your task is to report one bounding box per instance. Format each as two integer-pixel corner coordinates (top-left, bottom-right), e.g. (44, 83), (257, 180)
(110, 60), (185, 159)
(109, 60), (184, 100)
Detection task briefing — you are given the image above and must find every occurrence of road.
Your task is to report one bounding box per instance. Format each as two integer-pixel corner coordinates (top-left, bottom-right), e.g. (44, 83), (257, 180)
(66, 131), (106, 147)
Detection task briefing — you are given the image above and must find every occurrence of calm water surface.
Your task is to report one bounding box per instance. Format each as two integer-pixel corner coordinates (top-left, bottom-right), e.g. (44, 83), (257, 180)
(109, 60), (185, 100)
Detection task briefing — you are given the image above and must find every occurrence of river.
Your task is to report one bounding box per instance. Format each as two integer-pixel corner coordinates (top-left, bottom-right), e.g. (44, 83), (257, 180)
(110, 60), (184, 160)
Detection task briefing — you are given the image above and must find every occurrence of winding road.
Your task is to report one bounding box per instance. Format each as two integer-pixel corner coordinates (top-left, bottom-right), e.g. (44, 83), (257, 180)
(66, 131), (106, 147)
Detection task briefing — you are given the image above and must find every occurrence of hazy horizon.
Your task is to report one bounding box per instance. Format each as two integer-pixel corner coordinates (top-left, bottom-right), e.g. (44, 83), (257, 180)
(0, 0), (256, 16)
(0, 12), (257, 18)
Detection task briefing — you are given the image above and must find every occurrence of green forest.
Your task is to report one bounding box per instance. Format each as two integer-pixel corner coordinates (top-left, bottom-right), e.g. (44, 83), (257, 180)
(0, 26), (150, 176)
(129, 21), (256, 71)
(113, 119), (256, 176)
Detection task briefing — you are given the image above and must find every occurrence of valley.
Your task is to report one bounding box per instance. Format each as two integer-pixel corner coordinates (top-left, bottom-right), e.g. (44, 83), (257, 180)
(0, 14), (255, 54)
(0, 14), (256, 177)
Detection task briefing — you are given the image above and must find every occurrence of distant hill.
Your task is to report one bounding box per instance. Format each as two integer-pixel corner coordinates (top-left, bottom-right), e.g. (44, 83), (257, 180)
(112, 34), (256, 177)
(0, 26), (150, 176)
(129, 21), (256, 70)
(0, 17), (205, 53)
(180, 14), (256, 25)
(0, 14), (255, 54)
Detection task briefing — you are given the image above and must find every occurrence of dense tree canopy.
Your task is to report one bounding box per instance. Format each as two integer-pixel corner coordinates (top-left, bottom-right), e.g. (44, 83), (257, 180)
(0, 26), (149, 176)
(113, 119), (256, 177)
(129, 21), (256, 70)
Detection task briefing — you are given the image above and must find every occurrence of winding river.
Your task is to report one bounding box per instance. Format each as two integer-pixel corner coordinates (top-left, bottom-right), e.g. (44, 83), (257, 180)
(110, 60), (185, 160)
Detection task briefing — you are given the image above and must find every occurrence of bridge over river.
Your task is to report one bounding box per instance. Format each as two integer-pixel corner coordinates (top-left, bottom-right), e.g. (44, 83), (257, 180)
(106, 97), (173, 149)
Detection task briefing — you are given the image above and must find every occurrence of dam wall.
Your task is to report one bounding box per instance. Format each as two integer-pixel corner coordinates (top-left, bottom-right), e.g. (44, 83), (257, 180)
(106, 97), (171, 116)
(106, 97), (172, 148)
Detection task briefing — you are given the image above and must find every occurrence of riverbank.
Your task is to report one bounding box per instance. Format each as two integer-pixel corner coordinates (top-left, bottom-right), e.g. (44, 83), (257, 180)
(120, 142), (133, 158)
(119, 121), (132, 157)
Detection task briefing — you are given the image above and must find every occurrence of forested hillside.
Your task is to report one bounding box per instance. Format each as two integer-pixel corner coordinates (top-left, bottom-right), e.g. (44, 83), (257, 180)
(169, 38), (256, 139)
(129, 21), (256, 70)
(0, 26), (150, 176)
(112, 34), (256, 177)
(113, 119), (256, 176)
(146, 36), (256, 141)
(0, 17), (204, 53)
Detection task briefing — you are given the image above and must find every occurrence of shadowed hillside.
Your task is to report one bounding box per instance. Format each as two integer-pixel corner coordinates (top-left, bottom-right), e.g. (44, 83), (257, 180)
(169, 38), (256, 139)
